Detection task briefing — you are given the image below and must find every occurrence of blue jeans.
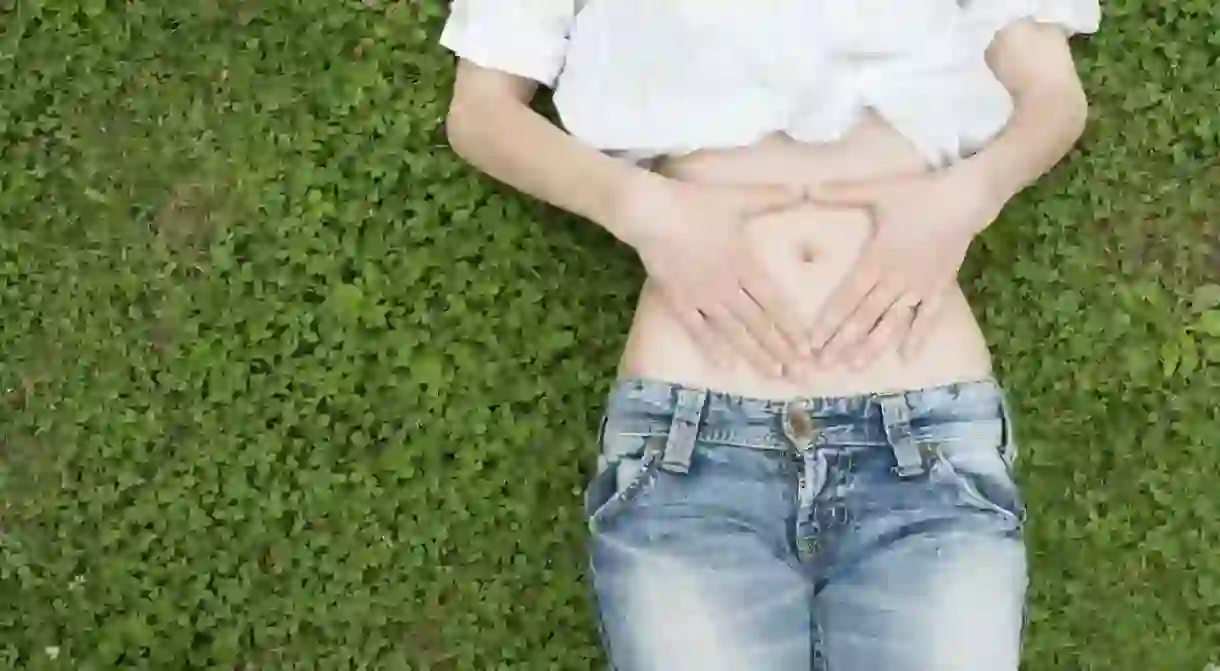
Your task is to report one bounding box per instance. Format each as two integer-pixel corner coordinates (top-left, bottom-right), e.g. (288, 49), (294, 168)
(584, 377), (1027, 671)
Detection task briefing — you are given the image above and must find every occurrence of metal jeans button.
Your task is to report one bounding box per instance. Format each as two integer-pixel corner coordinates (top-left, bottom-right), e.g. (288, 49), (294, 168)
(783, 403), (817, 449)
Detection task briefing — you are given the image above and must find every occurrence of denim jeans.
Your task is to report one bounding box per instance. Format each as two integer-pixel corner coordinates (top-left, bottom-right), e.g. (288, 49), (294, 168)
(584, 376), (1027, 671)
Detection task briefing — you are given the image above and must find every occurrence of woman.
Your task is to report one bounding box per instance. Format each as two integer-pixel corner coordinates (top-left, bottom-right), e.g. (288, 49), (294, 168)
(441, 2), (1099, 669)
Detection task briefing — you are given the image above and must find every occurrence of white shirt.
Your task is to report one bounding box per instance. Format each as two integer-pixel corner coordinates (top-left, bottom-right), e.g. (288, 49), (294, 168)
(440, 0), (1100, 168)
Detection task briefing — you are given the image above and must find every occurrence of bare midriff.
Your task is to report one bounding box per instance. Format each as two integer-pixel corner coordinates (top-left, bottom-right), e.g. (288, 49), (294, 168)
(617, 111), (995, 399)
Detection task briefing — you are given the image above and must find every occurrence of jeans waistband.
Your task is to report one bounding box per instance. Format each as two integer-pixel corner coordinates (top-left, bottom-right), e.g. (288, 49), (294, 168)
(603, 376), (1013, 477)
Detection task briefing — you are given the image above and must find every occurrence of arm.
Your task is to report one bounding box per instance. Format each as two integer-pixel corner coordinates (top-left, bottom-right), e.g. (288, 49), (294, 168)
(445, 61), (662, 249)
(949, 18), (1091, 232)
(801, 18), (1094, 363)
(445, 59), (809, 375)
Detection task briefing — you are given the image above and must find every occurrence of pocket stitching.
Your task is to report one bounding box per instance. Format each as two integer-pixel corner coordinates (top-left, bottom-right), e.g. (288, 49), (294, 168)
(998, 395), (1019, 470)
(930, 441), (1025, 526)
(587, 435), (664, 531)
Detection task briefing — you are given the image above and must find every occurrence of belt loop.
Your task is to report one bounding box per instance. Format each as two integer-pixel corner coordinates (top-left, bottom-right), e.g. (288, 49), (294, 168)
(661, 388), (708, 474)
(878, 393), (924, 478)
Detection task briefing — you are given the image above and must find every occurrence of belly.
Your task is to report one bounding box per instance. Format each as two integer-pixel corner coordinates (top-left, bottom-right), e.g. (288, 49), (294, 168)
(617, 112), (995, 399)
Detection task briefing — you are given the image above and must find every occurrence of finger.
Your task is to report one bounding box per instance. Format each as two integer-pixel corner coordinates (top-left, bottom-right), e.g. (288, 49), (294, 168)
(844, 302), (917, 370)
(726, 286), (800, 372)
(804, 173), (921, 208)
(705, 302), (786, 379)
(900, 291), (950, 360)
(739, 270), (805, 356)
(721, 183), (807, 217)
(673, 305), (732, 369)
(661, 285), (731, 367)
(820, 282), (903, 363)
(806, 260), (884, 355)
(803, 182), (883, 209)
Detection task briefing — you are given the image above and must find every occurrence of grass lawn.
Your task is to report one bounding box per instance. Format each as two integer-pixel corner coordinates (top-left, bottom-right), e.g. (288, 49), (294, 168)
(1, 1), (1218, 669)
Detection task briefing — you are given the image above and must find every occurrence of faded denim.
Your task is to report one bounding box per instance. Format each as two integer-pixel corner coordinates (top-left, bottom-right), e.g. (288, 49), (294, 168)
(584, 376), (1028, 671)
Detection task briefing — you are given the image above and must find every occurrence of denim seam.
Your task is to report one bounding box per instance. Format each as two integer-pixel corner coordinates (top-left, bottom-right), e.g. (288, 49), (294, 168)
(587, 438), (664, 532)
(592, 589), (622, 671)
(812, 613), (830, 671)
(999, 392), (1020, 469)
(606, 430), (796, 453)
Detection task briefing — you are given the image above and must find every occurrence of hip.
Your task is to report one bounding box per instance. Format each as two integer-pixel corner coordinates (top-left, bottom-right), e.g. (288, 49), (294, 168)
(583, 376), (1027, 670)
(619, 276), (993, 399)
(586, 375), (1025, 535)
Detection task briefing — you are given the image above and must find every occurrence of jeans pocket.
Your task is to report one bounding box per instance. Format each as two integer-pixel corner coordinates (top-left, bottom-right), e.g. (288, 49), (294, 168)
(926, 416), (1026, 527)
(584, 425), (666, 531)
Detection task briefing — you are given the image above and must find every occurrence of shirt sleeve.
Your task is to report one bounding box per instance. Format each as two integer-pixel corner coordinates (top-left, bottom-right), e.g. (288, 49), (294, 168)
(1023, 0), (1101, 34)
(439, 0), (578, 88)
(958, 0), (1101, 51)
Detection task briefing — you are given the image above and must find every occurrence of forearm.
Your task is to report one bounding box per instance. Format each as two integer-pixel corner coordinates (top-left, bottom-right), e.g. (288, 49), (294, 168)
(446, 78), (661, 248)
(959, 79), (1089, 208)
(950, 20), (1090, 226)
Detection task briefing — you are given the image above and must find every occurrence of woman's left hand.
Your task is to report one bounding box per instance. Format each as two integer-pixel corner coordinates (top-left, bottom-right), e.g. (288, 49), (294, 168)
(802, 167), (1006, 369)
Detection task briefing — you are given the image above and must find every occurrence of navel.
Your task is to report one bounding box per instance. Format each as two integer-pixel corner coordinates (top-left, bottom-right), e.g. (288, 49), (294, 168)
(799, 241), (818, 264)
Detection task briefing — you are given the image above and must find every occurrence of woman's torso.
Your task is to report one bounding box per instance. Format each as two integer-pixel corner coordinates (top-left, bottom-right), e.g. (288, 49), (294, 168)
(617, 112), (994, 399)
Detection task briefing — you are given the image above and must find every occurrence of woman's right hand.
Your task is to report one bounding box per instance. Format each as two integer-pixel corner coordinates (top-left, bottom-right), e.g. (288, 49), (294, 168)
(611, 172), (810, 378)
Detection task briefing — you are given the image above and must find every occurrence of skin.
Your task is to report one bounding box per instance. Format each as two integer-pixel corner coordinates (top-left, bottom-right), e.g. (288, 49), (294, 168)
(804, 19), (1091, 370)
(445, 18), (1089, 385)
(446, 64), (813, 376)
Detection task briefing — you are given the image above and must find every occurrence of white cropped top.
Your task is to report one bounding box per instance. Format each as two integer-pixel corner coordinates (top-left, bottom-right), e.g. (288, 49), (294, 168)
(440, 0), (1100, 167)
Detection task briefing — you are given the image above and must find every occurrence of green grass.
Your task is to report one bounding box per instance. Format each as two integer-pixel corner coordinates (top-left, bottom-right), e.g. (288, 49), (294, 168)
(1, 1), (1217, 669)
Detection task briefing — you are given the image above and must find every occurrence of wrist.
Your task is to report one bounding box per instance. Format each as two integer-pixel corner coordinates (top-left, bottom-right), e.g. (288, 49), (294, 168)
(600, 167), (681, 251)
(946, 156), (1016, 235)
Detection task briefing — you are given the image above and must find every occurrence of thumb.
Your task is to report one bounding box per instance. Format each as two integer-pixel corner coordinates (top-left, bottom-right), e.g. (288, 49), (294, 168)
(719, 183), (808, 216)
(806, 177), (906, 209)
(900, 291), (949, 360)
